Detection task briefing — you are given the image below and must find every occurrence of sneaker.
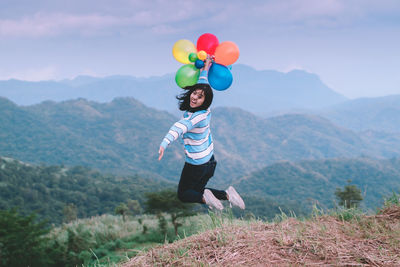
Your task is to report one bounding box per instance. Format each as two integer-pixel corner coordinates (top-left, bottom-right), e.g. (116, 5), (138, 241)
(203, 189), (223, 210)
(226, 186), (245, 209)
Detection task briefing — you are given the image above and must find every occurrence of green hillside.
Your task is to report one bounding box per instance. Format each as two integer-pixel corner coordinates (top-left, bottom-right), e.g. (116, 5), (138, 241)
(2, 97), (400, 187)
(235, 157), (400, 211)
(0, 156), (307, 224)
(0, 156), (171, 224)
(212, 108), (369, 184)
(0, 97), (185, 181)
(4, 154), (400, 225)
(211, 107), (400, 186)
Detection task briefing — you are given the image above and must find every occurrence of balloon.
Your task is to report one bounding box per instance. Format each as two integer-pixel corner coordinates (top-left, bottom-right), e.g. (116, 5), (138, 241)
(197, 50), (207, 60)
(172, 39), (197, 64)
(208, 63), (233, 91)
(197, 33), (219, 55)
(188, 52), (198, 62)
(195, 59), (204, 69)
(214, 41), (240, 66)
(175, 64), (200, 88)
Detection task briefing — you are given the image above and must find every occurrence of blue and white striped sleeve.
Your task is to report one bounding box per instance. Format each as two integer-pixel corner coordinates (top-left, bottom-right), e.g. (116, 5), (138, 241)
(160, 118), (195, 149)
(197, 70), (208, 84)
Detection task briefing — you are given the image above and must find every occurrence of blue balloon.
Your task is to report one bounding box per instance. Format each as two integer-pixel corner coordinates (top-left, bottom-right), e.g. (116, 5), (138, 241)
(195, 59), (205, 69)
(208, 63), (233, 91)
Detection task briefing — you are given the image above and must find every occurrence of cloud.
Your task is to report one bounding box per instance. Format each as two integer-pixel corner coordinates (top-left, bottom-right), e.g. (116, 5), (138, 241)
(0, 1), (205, 38)
(204, 0), (400, 32)
(0, 13), (129, 37)
(129, 1), (198, 26)
(0, 0), (399, 39)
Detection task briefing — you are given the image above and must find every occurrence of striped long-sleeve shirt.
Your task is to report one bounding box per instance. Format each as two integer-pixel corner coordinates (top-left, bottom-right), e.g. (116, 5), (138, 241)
(160, 108), (213, 165)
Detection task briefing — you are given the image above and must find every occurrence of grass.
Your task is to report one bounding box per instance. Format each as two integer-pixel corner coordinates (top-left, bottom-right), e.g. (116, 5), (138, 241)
(123, 201), (400, 266)
(46, 193), (400, 266)
(383, 191), (400, 207)
(46, 212), (224, 266)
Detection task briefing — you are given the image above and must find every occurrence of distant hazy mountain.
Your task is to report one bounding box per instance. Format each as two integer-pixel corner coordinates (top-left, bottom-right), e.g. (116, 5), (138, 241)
(1, 97), (400, 185)
(0, 65), (346, 113)
(0, 74), (180, 111)
(233, 157), (400, 211)
(319, 95), (400, 133)
(226, 65), (347, 113)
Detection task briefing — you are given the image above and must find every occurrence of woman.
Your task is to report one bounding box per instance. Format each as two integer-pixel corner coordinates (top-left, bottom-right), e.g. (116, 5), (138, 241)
(158, 57), (245, 210)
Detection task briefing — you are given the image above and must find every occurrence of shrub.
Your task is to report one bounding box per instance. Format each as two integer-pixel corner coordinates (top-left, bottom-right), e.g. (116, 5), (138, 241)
(0, 208), (52, 267)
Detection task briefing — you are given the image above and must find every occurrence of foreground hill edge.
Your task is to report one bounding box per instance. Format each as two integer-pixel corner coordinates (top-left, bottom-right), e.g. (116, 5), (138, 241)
(123, 203), (400, 266)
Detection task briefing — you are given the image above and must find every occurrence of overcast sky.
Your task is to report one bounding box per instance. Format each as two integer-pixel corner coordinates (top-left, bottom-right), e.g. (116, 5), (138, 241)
(0, 0), (399, 98)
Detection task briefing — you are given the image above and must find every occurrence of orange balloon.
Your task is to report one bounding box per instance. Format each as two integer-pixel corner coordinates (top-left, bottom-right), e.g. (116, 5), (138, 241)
(214, 41), (239, 66)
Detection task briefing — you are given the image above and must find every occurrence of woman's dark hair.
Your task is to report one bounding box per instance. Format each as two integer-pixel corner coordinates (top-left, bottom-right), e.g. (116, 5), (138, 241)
(176, 83), (213, 112)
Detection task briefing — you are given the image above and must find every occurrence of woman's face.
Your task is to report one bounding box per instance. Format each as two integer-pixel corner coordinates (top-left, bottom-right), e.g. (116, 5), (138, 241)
(190, 89), (205, 109)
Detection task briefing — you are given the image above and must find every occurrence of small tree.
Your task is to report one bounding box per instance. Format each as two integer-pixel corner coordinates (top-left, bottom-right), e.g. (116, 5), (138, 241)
(115, 203), (128, 222)
(0, 208), (52, 267)
(145, 189), (196, 236)
(127, 199), (142, 215)
(335, 180), (363, 209)
(157, 213), (168, 236)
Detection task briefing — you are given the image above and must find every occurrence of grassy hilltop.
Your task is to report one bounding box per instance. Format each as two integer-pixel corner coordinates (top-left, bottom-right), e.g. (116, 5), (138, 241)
(124, 199), (400, 266)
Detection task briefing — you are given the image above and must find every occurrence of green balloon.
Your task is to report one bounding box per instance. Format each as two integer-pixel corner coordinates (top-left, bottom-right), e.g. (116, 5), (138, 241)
(188, 52), (198, 62)
(175, 64), (200, 88)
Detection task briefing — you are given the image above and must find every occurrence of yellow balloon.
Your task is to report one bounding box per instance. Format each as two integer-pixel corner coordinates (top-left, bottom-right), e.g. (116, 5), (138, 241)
(172, 40), (197, 64)
(197, 50), (207, 60)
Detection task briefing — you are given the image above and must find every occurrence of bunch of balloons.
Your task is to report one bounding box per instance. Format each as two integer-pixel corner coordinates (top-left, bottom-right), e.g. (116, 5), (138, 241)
(172, 33), (239, 91)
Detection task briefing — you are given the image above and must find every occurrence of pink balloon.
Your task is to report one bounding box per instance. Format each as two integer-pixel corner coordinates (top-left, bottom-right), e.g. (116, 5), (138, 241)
(197, 33), (219, 55)
(214, 41), (240, 66)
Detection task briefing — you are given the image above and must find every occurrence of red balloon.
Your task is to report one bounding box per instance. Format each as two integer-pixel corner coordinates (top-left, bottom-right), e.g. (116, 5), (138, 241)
(197, 33), (219, 55)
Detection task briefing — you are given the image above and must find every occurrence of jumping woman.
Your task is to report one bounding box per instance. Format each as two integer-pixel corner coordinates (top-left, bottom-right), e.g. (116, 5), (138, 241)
(158, 57), (245, 210)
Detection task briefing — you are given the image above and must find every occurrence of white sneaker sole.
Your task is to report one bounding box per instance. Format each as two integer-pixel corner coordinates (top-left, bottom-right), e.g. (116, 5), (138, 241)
(203, 189), (223, 210)
(226, 186), (245, 209)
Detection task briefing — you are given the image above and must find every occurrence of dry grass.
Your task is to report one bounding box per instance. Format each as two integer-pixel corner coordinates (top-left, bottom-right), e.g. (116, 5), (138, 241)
(122, 206), (400, 266)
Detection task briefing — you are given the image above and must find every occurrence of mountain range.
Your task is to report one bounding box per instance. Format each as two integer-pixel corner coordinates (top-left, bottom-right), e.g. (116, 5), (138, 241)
(1, 96), (400, 187)
(2, 65), (400, 134)
(0, 64), (346, 114)
(318, 95), (400, 133)
(1, 67), (400, 215)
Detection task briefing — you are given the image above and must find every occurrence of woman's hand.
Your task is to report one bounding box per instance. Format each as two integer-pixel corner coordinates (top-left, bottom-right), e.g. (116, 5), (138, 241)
(158, 146), (164, 161)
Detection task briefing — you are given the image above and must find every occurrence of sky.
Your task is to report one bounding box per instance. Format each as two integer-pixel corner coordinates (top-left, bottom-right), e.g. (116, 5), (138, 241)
(0, 0), (399, 98)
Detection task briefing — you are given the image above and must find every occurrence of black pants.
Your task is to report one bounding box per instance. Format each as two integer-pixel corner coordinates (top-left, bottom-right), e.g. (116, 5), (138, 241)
(177, 156), (228, 204)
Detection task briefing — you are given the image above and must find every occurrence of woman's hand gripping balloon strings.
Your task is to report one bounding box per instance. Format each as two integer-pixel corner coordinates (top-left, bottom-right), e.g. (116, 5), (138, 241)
(203, 55), (212, 72)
